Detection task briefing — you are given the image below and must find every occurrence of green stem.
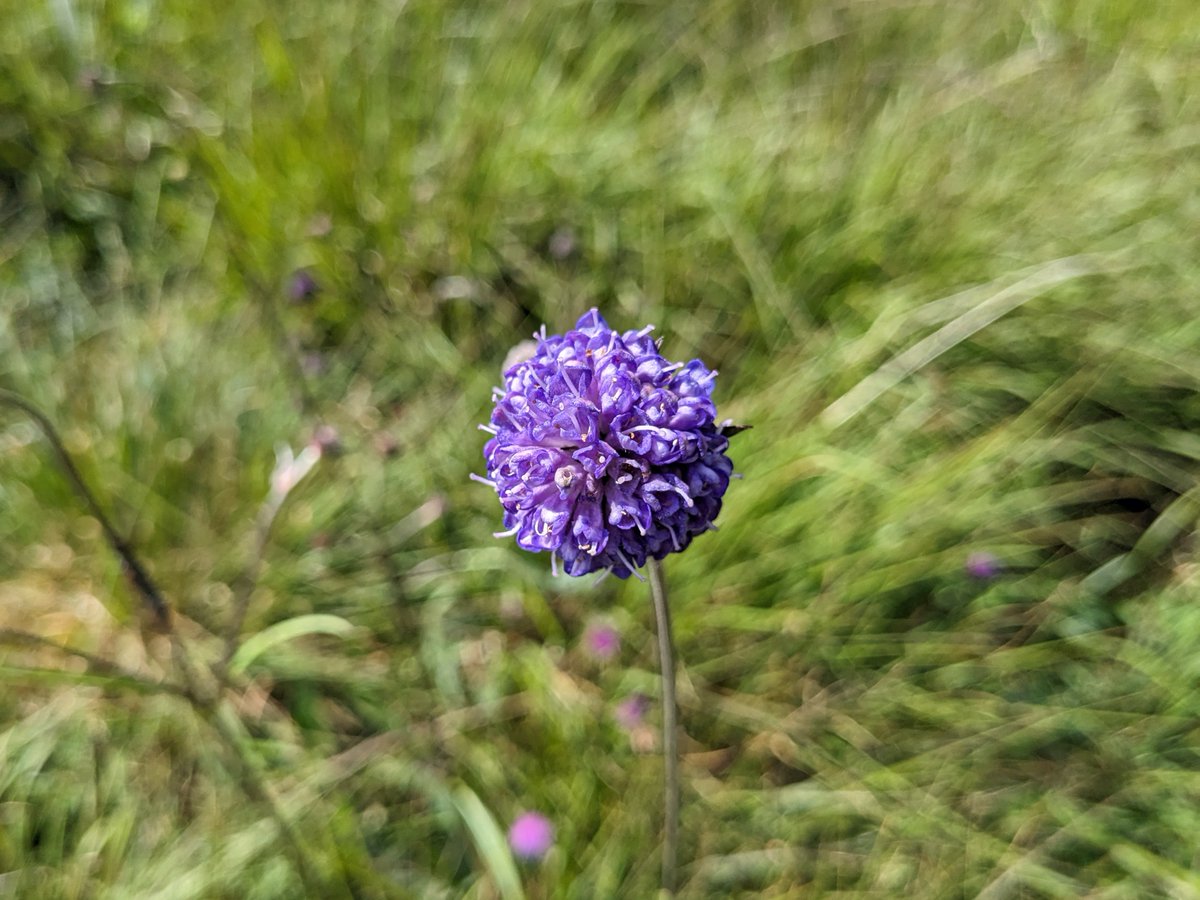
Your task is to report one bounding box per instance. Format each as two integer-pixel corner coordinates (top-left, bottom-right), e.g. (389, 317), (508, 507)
(647, 558), (679, 894)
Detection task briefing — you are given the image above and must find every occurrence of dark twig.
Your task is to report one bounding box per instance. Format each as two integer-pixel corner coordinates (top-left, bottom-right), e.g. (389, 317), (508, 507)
(0, 387), (336, 895)
(0, 388), (170, 626)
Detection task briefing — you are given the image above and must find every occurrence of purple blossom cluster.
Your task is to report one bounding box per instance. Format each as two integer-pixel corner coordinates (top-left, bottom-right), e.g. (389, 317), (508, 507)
(481, 309), (733, 578)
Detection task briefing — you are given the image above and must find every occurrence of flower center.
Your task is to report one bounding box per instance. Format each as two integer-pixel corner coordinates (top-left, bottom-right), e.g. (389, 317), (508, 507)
(554, 465), (578, 490)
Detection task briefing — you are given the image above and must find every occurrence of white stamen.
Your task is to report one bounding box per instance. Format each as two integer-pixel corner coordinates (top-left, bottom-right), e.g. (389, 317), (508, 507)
(613, 546), (645, 582)
(666, 524), (681, 552)
(562, 368), (583, 397)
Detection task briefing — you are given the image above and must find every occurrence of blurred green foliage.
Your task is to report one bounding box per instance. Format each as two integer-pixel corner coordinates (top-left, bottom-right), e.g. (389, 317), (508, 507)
(3, 0), (1200, 896)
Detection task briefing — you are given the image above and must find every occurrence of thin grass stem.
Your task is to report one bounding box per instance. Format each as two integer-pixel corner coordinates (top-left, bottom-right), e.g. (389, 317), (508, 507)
(647, 557), (679, 894)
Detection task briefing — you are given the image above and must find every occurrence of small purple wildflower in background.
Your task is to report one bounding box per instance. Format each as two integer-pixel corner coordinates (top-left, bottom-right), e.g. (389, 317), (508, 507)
(966, 551), (1000, 579)
(614, 693), (649, 730)
(288, 268), (319, 304)
(584, 622), (620, 661)
(508, 811), (554, 860)
(480, 309), (733, 577)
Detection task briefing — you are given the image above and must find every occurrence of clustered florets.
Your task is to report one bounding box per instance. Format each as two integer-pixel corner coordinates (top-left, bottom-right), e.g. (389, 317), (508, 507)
(481, 309), (733, 578)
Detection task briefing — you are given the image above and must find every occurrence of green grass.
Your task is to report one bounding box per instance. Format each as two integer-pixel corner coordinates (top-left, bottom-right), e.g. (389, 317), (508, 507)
(4, 0), (1200, 896)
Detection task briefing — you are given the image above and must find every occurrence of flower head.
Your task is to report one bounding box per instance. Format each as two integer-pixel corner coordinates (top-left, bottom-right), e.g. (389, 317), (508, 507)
(583, 621), (620, 661)
(614, 693), (649, 730)
(966, 551), (1000, 579)
(508, 811), (554, 859)
(288, 268), (319, 304)
(481, 309), (733, 577)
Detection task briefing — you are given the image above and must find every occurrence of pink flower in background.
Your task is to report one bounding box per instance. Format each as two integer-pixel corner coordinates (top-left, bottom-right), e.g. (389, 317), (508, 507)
(508, 811), (554, 859)
(614, 693), (649, 730)
(584, 622), (620, 661)
(288, 268), (319, 303)
(966, 551), (1000, 579)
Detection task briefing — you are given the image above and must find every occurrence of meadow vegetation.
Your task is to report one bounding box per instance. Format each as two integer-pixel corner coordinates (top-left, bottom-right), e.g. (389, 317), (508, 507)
(3, 0), (1200, 896)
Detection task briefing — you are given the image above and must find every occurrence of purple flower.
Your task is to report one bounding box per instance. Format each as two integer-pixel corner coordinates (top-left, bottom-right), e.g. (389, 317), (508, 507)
(480, 309), (733, 578)
(288, 269), (320, 303)
(583, 622), (620, 661)
(508, 811), (554, 859)
(614, 693), (649, 730)
(966, 551), (1000, 579)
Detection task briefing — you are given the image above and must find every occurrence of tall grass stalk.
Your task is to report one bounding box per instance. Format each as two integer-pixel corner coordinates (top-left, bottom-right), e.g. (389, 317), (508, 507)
(648, 558), (679, 894)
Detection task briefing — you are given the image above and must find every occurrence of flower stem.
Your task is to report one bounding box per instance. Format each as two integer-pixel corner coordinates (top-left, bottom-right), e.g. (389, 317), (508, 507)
(647, 558), (679, 894)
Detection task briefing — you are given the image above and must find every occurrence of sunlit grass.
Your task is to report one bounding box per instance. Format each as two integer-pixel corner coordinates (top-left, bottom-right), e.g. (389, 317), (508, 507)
(3, 0), (1200, 896)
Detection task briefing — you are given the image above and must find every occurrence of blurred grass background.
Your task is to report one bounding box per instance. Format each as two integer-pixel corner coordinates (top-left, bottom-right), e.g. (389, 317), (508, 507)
(3, 0), (1200, 896)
